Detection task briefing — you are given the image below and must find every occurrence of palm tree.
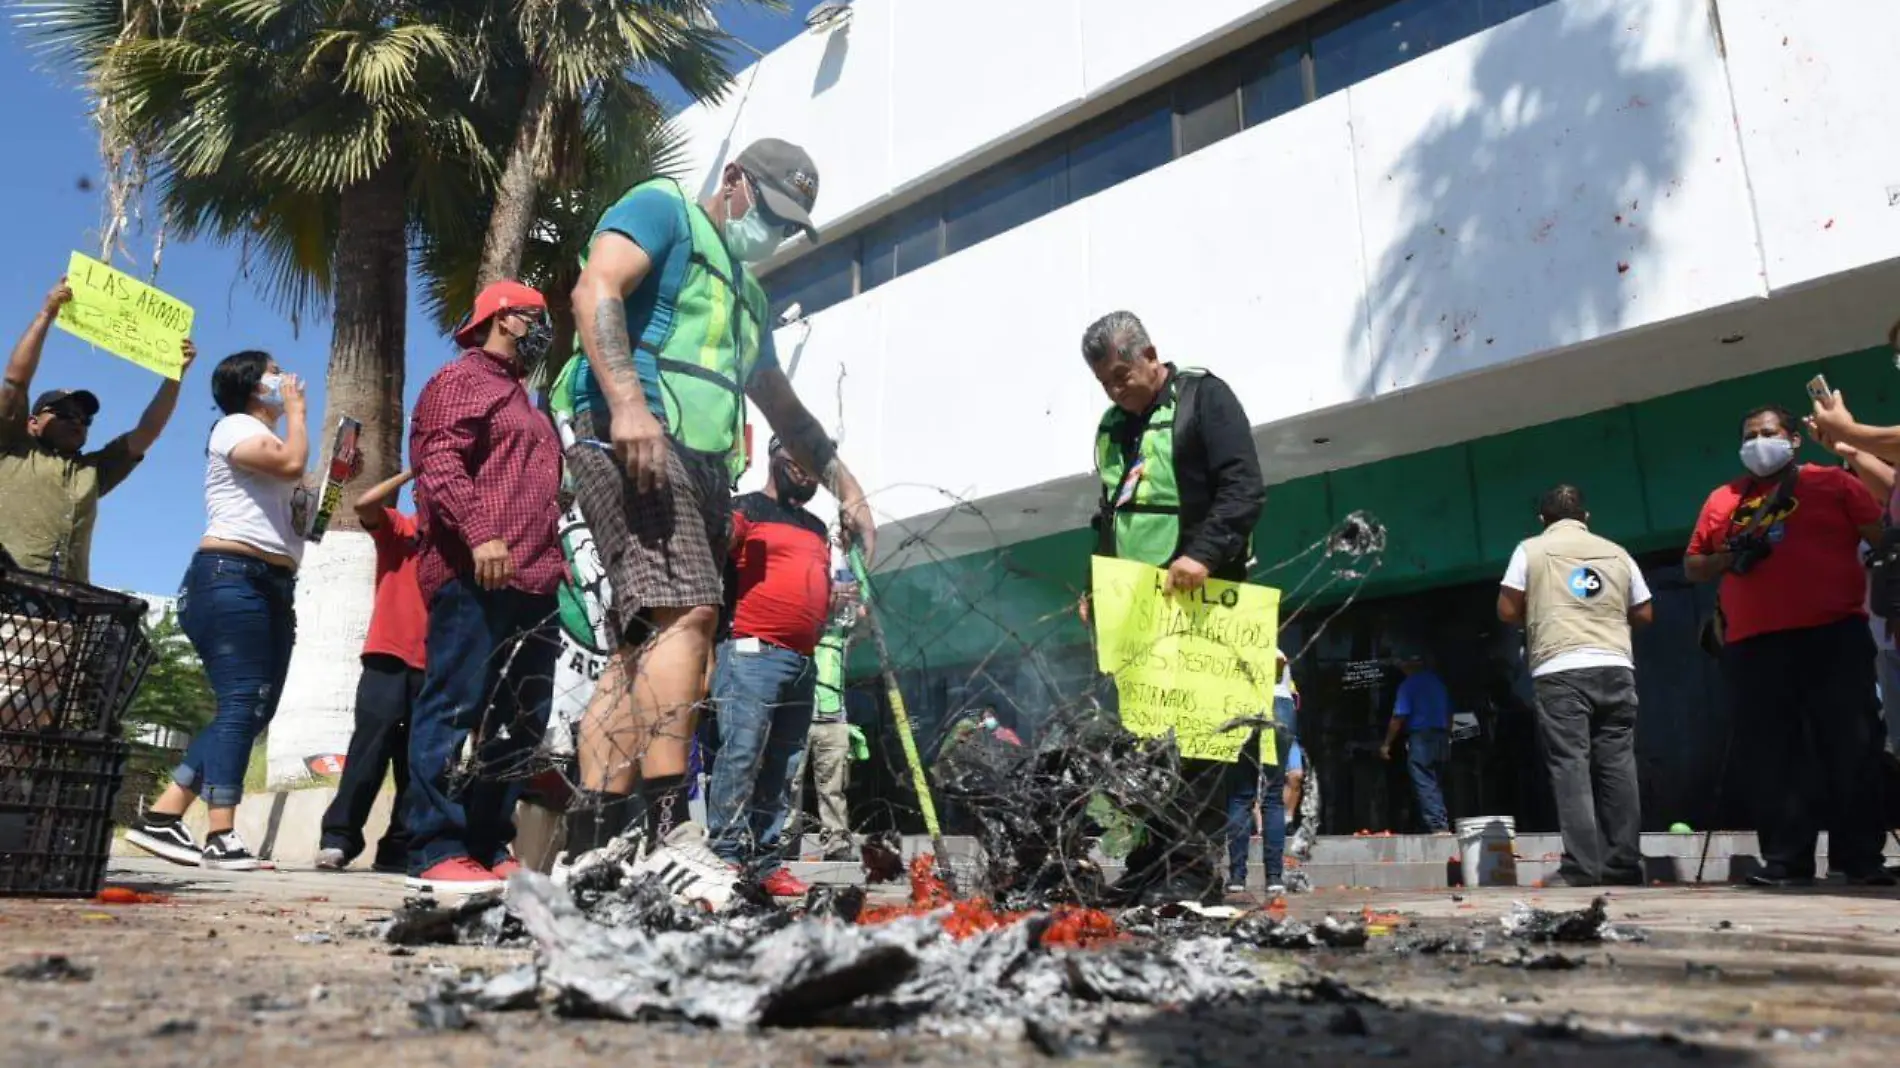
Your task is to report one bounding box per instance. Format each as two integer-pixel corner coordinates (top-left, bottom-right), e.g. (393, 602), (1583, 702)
(19, 0), (497, 788)
(22, 0), (494, 503)
(422, 77), (688, 384)
(472, 0), (775, 287)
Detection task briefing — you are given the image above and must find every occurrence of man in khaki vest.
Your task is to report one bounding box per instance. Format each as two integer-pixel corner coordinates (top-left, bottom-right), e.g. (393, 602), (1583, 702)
(1498, 484), (1654, 887)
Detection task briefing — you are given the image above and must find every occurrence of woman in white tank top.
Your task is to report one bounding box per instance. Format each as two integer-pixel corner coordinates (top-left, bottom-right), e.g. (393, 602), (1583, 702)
(123, 351), (348, 871)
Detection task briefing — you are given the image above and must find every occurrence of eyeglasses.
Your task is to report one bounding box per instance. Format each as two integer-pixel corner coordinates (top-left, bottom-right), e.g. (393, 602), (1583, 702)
(39, 405), (91, 427)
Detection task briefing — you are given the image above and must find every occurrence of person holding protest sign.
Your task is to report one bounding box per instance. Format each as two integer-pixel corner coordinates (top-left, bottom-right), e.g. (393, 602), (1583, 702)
(126, 351), (331, 871)
(0, 277), (196, 582)
(1083, 310), (1265, 906)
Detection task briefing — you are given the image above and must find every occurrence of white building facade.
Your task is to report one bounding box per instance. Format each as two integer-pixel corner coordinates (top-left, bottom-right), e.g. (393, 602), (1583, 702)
(679, 0), (1900, 831)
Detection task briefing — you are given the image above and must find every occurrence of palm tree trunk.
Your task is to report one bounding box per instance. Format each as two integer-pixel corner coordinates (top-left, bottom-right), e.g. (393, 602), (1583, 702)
(321, 158), (409, 529)
(265, 158), (408, 790)
(478, 62), (556, 287)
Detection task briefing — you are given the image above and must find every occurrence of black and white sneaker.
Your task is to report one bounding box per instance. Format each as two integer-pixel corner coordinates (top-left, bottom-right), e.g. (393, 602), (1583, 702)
(629, 822), (739, 911)
(201, 830), (260, 872)
(123, 813), (201, 867)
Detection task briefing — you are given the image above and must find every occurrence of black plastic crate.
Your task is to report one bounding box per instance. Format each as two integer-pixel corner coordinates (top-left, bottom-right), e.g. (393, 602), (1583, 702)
(0, 731), (130, 896)
(0, 565), (155, 735)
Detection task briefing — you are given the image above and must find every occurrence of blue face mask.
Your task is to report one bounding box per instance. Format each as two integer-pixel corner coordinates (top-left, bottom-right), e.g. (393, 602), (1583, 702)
(257, 373), (285, 410)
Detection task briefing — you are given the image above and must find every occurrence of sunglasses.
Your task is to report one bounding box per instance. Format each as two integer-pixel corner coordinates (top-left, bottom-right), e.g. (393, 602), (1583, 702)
(747, 176), (802, 240)
(39, 405), (92, 427)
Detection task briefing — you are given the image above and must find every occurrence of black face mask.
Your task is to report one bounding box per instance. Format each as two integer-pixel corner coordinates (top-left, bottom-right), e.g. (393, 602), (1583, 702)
(772, 458), (817, 506)
(515, 318), (554, 367)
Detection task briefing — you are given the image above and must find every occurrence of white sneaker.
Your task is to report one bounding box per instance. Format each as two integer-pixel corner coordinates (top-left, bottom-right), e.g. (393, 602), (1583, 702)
(551, 831), (642, 893)
(314, 847), (347, 871)
(629, 822), (739, 911)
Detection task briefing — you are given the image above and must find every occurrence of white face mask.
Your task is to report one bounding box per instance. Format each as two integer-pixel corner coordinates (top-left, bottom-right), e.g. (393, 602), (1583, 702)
(1740, 435), (1795, 477)
(257, 373), (286, 410)
(723, 205), (782, 264)
(722, 181), (784, 264)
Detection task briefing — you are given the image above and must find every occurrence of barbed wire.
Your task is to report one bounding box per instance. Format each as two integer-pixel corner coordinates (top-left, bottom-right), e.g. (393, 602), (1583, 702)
(433, 484), (1386, 905)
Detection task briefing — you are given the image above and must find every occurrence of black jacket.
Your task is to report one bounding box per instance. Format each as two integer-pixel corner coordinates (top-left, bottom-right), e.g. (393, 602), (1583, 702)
(1093, 365), (1265, 582)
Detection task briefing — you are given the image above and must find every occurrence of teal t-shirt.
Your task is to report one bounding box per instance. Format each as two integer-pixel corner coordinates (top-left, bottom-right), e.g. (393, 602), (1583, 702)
(573, 185), (779, 438)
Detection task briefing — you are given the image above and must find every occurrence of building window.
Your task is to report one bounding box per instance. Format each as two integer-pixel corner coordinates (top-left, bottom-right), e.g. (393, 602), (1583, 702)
(1067, 102), (1172, 203)
(1240, 40), (1308, 127)
(760, 0), (1558, 313)
(861, 199), (943, 288)
(1313, 0), (1529, 98)
(764, 239), (856, 322)
(945, 146), (1069, 255)
(1175, 72), (1241, 156)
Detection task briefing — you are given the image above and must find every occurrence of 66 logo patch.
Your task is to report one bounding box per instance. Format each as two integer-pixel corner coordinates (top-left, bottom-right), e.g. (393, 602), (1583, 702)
(1567, 565), (1606, 599)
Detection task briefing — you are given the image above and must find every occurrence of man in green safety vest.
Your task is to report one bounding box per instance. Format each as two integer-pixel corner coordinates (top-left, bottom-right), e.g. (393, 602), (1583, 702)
(1084, 310), (1265, 905)
(787, 577), (867, 862)
(559, 138), (874, 909)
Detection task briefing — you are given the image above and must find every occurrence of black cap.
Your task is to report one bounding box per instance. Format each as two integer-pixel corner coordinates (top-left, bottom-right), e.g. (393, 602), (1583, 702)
(31, 389), (100, 418)
(735, 138), (820, 241)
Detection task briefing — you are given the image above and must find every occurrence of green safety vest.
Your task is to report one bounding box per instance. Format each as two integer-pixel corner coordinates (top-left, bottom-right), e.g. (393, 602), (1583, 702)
(562, 177), (771, 483)
(813, 625), (847, 721)
(1094, 367), (1250, 568)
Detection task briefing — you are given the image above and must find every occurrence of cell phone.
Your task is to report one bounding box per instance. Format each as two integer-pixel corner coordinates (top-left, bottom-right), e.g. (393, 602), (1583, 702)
(1806, 374), (1831, 404)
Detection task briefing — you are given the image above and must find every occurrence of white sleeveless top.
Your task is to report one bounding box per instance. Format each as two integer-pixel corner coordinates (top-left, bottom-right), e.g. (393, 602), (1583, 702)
(204, 414), (303, 565)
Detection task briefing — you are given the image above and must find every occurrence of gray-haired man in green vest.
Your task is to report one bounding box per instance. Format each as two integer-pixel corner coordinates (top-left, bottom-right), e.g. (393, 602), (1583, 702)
(561, 138), (874, 907)
(1497, 484), (1653, 888)
(1085, 310), (1265, 904)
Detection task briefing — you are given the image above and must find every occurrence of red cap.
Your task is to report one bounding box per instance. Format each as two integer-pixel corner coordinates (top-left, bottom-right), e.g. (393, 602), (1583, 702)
(455, 280), (547, 347)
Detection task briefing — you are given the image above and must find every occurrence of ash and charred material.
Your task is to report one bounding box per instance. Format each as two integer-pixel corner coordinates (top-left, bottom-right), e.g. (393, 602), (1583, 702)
(1500, 896), (1647, 945)
(3, 955), (93, 982)
(935, 705), (1194, 910)
(378, 894), (522, 948)
(466, 870), (1323, 1050)
(859, 831), (905, 884)
(1115, 902), (1371, 950)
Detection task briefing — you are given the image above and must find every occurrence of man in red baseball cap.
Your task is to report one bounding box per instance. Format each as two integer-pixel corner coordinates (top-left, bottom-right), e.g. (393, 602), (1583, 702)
(403, 279), (565, 895)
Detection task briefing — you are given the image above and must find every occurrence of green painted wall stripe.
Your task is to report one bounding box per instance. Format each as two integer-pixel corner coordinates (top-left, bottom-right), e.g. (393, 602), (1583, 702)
(858, 345), (1895, 674)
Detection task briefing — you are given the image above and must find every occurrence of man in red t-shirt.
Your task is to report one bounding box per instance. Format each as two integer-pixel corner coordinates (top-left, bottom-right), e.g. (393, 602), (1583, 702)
(316, 469), (428, 873)
(704, 438), (834, 897)
(1684, 404), (1891, 887)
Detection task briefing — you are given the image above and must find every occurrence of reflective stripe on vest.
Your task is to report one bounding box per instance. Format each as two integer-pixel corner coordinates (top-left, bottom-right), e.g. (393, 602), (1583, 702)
(1095, 371), (1198, 567)
(572, 178), (768, 483)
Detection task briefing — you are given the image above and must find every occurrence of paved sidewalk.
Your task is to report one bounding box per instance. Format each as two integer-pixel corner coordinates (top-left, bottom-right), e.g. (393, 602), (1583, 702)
(0, 857), (1895, 1068)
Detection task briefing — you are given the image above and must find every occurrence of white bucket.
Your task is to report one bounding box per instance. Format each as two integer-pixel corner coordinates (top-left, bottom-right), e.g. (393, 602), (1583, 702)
(1456, 815), (1518, 887)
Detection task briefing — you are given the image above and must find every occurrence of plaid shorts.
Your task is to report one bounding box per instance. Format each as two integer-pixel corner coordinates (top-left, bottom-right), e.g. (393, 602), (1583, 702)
(565, 438), (731, 646)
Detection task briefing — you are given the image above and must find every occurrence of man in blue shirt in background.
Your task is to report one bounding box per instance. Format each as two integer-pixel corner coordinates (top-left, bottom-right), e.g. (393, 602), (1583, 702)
(1380, 650), (1453, 832)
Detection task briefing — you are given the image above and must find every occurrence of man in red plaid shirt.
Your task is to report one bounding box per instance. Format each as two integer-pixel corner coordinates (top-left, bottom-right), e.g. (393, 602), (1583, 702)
(404, 280), (565, 895)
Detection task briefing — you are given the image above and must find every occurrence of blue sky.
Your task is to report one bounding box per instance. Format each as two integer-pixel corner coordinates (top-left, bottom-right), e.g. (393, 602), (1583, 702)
(1, 2), (821, 596)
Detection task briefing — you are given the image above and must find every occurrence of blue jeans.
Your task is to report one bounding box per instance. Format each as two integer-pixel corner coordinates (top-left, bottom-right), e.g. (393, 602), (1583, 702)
(1227, 696), (1297, 885)
(173, 551), (297, 807)
(1407, 728), (1452, 832)
(404, 578), (558, 874)
(707, 639), (814, 874)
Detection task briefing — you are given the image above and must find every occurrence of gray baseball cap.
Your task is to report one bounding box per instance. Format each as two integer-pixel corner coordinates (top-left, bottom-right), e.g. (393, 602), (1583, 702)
(735, 138), (821, 241)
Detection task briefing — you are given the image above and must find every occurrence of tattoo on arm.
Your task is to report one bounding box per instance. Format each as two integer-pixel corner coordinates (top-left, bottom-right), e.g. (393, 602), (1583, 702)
(590, 301), (643, 395)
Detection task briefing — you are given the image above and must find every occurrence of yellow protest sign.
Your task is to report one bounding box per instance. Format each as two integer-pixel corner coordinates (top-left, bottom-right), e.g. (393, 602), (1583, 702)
(54, 251), (194, 380)
(1091, 555), (1280, 763)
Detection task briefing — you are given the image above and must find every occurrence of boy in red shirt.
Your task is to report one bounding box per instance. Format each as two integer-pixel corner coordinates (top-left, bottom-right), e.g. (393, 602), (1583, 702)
(316, 469), (427, 872)
(1684, 404), (1892, 887)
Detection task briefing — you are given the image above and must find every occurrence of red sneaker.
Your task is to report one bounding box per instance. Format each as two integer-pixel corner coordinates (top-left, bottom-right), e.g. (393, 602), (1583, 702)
(490, 856), (523, 880)
(761, 868), (811, 898)
(405, 856), (504, 896)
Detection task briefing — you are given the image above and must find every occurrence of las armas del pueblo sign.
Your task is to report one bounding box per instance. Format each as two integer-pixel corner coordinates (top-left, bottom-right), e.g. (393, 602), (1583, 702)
(1090, 555), (1281, 764)
(54, 251), (195, 380)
